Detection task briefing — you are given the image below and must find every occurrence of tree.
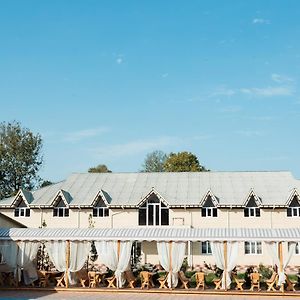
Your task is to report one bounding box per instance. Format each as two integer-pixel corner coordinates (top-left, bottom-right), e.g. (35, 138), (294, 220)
(141, 150), (167, 172)
(88, 164), (112, 173)
(40, 180), (53, 188)
(0, 121), (43, 199)
(163, 151), (208, 172)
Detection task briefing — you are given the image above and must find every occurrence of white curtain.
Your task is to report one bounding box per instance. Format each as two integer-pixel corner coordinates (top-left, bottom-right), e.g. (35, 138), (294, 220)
(17, 241), (40, 285)
(211, 241), (239, 289)
(265, 241), (296, 286)
(0, 241), (18, 274)
(157, 241), (186, 288)
(94, 241), (133, 288)
(45, 241), (67, 272)
(69, 241), (91, 284)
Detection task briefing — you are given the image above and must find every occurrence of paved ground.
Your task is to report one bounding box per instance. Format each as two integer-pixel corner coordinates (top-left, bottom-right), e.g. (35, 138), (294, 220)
(0, 291), (298, 300)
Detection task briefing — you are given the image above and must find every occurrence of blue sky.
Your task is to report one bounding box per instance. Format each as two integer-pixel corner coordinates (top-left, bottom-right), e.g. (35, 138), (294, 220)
(0, 0), (300, 182)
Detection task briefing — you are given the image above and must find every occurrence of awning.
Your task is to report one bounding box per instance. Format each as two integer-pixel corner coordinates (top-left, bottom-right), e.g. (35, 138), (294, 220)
(0, 227), (300, 242)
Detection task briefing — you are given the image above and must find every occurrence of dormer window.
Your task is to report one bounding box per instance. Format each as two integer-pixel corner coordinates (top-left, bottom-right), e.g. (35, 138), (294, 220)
(53, 196), (69, 217)
(138, 193), (169, 226)
(201, 195), (218, 217)
(14, 196), (30, 217)
(244, 196), (260, 217)
(287, 196), (300, 217)
(93, 197), (109, 217)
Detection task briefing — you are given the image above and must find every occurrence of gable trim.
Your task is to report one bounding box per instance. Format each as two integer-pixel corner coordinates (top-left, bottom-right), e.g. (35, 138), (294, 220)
(51, 190), (71, 207)
(200, 189), (219, 207)
(11, 189), (31, 207)
(285, 188), (300, 207)
(137, 187), (169, 208)
(243, 189), (262, 207)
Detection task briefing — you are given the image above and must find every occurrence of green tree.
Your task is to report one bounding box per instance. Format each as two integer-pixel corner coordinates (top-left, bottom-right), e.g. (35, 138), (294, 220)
(40, 180), (53, 188)
(141, 150), (167, 172)
(88, 164), (112, 173)
(0, 121), (43, 199)
(163, 151), (208, 172)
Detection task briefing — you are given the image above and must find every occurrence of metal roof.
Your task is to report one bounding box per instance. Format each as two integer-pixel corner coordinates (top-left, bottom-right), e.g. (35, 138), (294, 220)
(0, 171), (299, 208)
(0, 227), (299, 242)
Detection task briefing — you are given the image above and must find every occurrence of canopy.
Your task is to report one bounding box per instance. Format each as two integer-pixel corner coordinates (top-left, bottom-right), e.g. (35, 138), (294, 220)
(0, 227), (299, 242)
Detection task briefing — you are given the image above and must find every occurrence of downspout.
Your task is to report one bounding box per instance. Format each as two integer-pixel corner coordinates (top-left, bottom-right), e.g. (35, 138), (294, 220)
(110, 206), (126, 228)
(78, 205), (81, 228)
(39, 206), (43, 228)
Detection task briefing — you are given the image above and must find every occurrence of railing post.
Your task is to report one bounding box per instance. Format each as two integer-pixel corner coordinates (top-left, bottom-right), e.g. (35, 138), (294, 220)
(278, 241), (284, 293)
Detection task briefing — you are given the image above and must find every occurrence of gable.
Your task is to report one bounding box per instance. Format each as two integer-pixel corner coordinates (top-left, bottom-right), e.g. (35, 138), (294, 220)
(94, 197), (107, 208)
(289, 196), (300, 207)
(203, 195), (216, 207)
(245, 196), (258, 208)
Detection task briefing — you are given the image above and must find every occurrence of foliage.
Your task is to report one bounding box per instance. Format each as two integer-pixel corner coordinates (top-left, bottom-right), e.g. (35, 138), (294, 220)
(0, 121), (43, 199)
(180, 257), (189, 272)
(88, 164), (112, 173)
(141, 150), (167, 172)
(163, 151), (208, 172)
(40, 180), (53, 188)
(258, 263), (273, 280)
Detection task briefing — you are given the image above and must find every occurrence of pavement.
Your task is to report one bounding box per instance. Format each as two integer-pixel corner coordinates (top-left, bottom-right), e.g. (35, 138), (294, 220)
(0, 290), (299, 300)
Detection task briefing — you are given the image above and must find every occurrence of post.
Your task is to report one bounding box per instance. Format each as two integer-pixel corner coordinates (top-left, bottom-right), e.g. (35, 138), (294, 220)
(187, 241), (191, 266)
(278, 241), (284, 293)
(169, 241), (172, 289)
(65, 240), (70, 288)
(117, 240), (121, 288)
(223, 241), (228, 290)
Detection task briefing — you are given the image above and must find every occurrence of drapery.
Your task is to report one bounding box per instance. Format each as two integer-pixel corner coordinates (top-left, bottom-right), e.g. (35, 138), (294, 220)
(46, 241), (91, 285)
(157, 242), (186, 288)
(17, 241), (40, 285)
(94, 241), (132, 288)
(0, 241), (40, 285)
(265, 241), (296, 286)
(211, 241), (239, 289)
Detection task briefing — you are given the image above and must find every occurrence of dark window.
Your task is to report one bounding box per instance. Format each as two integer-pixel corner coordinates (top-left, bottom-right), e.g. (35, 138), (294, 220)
(138, 208), (146, 225)
(161, 208), (169, 225)
(14, 207), (30, 217)
(244, 207), (260, 217)
(93, 207), (109, 217)
(53, 207), (69, 217)
(202, 207), (217, 217)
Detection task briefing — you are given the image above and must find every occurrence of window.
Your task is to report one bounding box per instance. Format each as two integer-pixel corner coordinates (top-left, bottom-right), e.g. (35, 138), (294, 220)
(53, 207), (69, 217)
(138, 194), (169, 226)
(287, 196), (300, 217)
(288, 242), (300, 254)
(93, 207), (109, 217)
(201, 241), (212, 255)
(201, 207), (218, 217)
(53, 196), (69, 217)
(244, 207), (260, 217)
(14, 207), (30, 217)
(244, 241), (262, 255)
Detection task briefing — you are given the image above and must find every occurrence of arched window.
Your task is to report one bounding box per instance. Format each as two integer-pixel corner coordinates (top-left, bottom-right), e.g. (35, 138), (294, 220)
(138, 194), (169, 226)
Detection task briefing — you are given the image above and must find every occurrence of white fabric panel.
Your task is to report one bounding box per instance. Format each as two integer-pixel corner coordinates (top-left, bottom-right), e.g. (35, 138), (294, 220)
(157, 242), (186, 288)
(45, 241), (67, 272)
(17, 241), (40, 285)
(95, 241), (132, 288)
(211, 241), (239, 289)
(0, 241), (18, 273)
(69, 241), (91, 285)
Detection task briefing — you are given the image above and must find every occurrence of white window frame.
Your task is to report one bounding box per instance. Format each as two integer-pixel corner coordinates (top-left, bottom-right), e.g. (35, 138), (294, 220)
(244, 207), (260, 217)
(138, 200), (169, 226)
(244, 241), (262, 255)
(201, 241), (212, 255)
(287, 207), (300, 217)
(202, 207), (217, 218)
(93, 207), (109, 217)
(15, 207), (30, 217)
(53, 207), (69, 217)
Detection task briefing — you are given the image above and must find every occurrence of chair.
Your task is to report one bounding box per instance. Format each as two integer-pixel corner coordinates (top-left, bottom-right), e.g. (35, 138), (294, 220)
(232, 274), (245, 291)
(285, 274), (297, 292)
(124, 270), (137, 288)
(140, 271), (151, 289)
(266, 272), (278, 291)
(250, 272), (260, 291)
(76, 269), (89, 287)
(195, 272), (205, 290)
(106, 274), (116, 288)
(178, 271), (190, 289)
(158, 273), (168, 289)
(7, 272), (18, 287)
(213, 277), (222, 290)
(37, 270), (48, 288)
(55, 273), (65, 287)
(88, 271), (99, 288)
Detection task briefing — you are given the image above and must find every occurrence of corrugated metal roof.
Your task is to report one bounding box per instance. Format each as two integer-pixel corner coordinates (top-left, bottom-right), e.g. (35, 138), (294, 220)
(0, 227), (299, 242)
(0, 171), (299, 208)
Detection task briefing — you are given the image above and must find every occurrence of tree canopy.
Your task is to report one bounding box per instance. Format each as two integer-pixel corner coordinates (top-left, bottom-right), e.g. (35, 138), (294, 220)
(141, 150), (167, 172)
(164, 151), (208, 172)
(88, 164), (112, 173)
(0, 121), (43, 199)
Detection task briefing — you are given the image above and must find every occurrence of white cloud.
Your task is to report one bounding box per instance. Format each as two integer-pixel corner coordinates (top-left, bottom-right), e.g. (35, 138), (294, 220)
(271, 73), (294, 84)
(252, 18), (270, 25)
(210, 86), (236, 97)
(64, 127), (109, 142)
(240, 86), (293, 97)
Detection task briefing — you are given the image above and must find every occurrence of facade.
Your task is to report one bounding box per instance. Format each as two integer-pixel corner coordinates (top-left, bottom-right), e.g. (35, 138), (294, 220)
(0, 171), (300, 270)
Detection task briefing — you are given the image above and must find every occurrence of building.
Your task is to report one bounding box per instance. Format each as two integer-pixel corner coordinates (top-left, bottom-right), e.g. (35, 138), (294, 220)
(0, 171), (299, 270)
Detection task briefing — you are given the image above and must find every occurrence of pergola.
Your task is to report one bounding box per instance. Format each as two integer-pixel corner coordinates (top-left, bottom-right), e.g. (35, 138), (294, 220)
(0, 227), (299, 291)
